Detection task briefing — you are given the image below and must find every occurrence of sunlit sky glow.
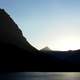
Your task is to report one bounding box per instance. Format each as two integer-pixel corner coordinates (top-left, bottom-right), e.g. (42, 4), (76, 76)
(0, 0), (80, 51)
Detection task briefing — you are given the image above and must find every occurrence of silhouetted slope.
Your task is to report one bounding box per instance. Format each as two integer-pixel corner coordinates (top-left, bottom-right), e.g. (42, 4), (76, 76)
(1, 8), (80, 72)
(0, 8), (56, 71)
(0, 9), (37, 52)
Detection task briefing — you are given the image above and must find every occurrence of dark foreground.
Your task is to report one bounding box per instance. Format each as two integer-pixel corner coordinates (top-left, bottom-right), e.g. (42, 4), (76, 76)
(1, 43), (80, 72)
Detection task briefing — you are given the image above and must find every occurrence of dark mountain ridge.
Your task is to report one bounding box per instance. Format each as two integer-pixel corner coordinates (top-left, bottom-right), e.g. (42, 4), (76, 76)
(0, 9), (37, 52)
(0, 8), (80, 72)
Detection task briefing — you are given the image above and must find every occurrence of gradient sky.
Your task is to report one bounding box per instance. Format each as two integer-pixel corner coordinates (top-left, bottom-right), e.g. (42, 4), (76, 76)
(0, 0), (80, 51)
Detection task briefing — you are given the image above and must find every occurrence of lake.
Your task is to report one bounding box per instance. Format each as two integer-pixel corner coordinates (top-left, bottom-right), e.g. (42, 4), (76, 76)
(0, 72), (80, 80)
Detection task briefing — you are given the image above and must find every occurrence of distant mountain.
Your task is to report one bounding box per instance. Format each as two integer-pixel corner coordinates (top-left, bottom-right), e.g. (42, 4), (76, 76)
(40, 47), (51, 51)
(0, 9), (37, 52)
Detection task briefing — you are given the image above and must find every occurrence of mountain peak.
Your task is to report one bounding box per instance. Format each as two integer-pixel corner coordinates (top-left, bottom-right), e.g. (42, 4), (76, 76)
(40, 46), (51, 51)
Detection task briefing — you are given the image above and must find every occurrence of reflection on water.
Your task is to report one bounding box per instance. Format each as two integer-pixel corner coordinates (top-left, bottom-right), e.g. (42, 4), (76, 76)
(0, 72), (80, 80)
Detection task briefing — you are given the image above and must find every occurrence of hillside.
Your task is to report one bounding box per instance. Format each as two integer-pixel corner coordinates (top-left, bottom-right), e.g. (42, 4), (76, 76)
(0, 9), (37, 52)
(0, 9), (80, 72)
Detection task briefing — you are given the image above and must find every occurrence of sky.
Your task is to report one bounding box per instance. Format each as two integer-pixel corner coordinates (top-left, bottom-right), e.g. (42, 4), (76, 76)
(0, 0), (80, 51)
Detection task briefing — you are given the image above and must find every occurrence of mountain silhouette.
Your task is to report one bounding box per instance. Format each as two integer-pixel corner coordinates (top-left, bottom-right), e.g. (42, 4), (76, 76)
(0, 9), (37, 52)
(0, 9), (56, 72)
(40, 47), (51, 51)
(1, 8), (80, 72)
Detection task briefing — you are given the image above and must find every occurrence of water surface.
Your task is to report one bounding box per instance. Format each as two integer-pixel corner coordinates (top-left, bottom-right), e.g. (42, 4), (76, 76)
(0, 72), (80, 80)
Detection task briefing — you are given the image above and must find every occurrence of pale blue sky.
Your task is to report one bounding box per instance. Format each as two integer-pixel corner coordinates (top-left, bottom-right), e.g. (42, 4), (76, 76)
(0, 0), (80, 50)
